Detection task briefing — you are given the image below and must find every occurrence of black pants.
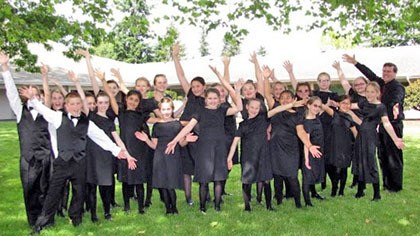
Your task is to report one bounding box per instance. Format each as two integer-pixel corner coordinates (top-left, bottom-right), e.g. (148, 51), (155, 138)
(86, 183), (112, 218)
(20, 156), (51, 226)
(378, 122), (404, 191)
(34, 157), (86, 228)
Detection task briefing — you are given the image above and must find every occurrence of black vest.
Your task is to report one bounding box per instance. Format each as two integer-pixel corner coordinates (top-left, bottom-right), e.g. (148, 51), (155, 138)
(17, 106), (51, 161)
(57, 113), (89, 162)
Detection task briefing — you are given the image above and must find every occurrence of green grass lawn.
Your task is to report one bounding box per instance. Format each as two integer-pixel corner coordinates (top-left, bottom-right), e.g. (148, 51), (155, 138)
(0, 120), (419, 236)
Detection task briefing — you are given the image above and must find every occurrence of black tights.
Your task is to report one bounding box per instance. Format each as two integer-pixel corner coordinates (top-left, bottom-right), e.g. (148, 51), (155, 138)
(184, 175), (192, 203)
(244, 181), (272, 210)
(199, 181), (222, 211)
(273, 175), (301, 207)
(302, 184), (318, 205)
(330, 167), (348, 196)
(160, 188), (177, 213)
(122, 183), (144, 212)
(86, 183), (112, 218)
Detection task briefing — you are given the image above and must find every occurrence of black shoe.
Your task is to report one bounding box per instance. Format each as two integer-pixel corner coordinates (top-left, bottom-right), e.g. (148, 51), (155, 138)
(172, 207), (179, 214)
(266, 206), (275, 211)
(111, 202), (121, 208)
(186, 199), (194, 206)
(312, 193), (325, 200)
(355, 192), (365, 198)
(30, 225), (42, 235)
(123, 205), (130, 213)
(166, 208), (172, 215)
(244, 205), (251, 212)
(138, 208), (145, 214)
(305, 202), (314, 207)
(91, 216), (99, 223)
(331, 191), (337, 197)
(214, 206), (221, 212)
(72, 218), (82, 227)
(276, 198), (283, 205)
(295, 201), (302, 209)
(104, 213), (112, 221)
(200, 207), (207, 214)
(321, 182), (327, 190)
(350, 182), (357, 189)
(372, 195), (381, 201)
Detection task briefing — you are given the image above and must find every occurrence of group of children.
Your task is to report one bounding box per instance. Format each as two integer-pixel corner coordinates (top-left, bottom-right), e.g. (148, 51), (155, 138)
(0, 44), (405, 234)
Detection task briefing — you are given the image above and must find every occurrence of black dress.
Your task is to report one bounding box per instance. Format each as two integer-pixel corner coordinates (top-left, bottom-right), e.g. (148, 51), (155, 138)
(192, 106), (228, 183)
(301, 117), (325, 185)
(117, 109), (149, 185)
(180, 89), (205, 175)
(354, 100), (387, 184)
(151, 121), (184, 189)
(328, 111), (355, 168)
(236, 113), (272, 184)
(270, 110), (300, 178)
(86, 111), (117, 186)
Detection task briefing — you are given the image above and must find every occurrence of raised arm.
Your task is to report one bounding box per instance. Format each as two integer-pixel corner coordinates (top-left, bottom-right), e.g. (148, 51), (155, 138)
(342, 54), (382, 85)
(68, 71), (89, 115)
(40, 63), (51, 107)
(76, 49), (100, 96)
(221, 57), (243, 115)
(110, 68), (129, 94)
(320, 103), (335, 117)
(332, 61), (351, 95)
(50, 78), (68, 96)
(249, 52), (264, 95)
(283, 60), (297, 90)
(96, 69), (119, 114)
(262, 65), (275, 109)
(172, 42), (190, 94)
(381, 116), (405, 149)
(1, 52), (23, 122)
(268, 98), (305, 118)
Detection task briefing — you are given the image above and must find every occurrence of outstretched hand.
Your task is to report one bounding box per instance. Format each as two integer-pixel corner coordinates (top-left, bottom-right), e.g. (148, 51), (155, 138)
(135, 131), (149, 142)
(18, 86), (34, 100)
(165, 140), (177, 154)
(332, 60), (341, 70)
(95, 69), (106, 81)
(75, 48), (91, 58)
(283, 60), (293, 73)
(249, 51), (257, 64)
(67, 71), (79, 83)
(222, 55), (230, 66)
(309, 145), (322, 158)
(342, 54), (357, 65)
(110, 68), (121, 80)
(234, 78), (244, 91)
(262, 65), (272, 79)
(172, 42), (180, 59)
(40, 63), (49, 75)
(0, 51), (10, 71)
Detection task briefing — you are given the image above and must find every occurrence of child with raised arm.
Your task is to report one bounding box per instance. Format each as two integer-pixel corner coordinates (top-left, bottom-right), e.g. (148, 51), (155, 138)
(135, 98), (197, 215)
(1, 52), (52, 227)
(19, 85), (136, 234)
(165, 71), (242, 213)
(351, 82), (404, 201)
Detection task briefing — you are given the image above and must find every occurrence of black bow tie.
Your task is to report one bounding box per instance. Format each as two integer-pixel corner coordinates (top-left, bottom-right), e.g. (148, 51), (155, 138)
(28, 107), (34, 111)
(70, 115), (81, 120)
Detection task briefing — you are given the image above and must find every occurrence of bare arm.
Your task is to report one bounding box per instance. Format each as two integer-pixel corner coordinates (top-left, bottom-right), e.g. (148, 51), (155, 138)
(321, 103), (334, 117)
(68, 71), (89, 115)
(40, 63), (51, 107)
(221, 56), (243, 115)
(134, 131), (157, 150)
(262, 65), (275, 109)
(267, 99), (305, 118)
(96, 69), (119, 115)
(381, 116), (405, 149)
(332, 61), (351, 94)
(347, 110), (362, 125)
(249, 52), (264, 95)
(172, 42), (190, 94)
(350, 126), (358, 139)
(227, 137), (240, 170)
(296, 124), (322, 158)
(283, 60), (298, 90)
(76, 49), (100, 96)
(50, 78), (68, 96)
(111, 68), (129, 94)
(165, 119), (198, 154)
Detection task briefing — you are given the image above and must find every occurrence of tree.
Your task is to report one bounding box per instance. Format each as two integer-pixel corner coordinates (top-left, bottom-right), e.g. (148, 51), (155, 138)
(153, 25), (185, 62)
(0, 0), (112, 72)
(199, 26), (210, 57)
(256, 46), (267, 57)
(405, 79), (420, 111)
(221, 32), (241, 57)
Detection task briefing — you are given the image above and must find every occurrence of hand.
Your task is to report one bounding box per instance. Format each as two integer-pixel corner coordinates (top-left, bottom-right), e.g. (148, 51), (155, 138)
(293, 98), (305, 108)
(394, 138), (405, 150)
(270, 68), (276, 80)
(135, 131), (148, 142)
(262, 65), (273, 79)
(332, 60), (341, 70)
(172, 42), (180, 58)
(342, 54), (357, 65)
(0, 51), (10, 71)
(18, 86), (35, 100)
(165, 140), (177, 154)
(326, 98), (338, 107)
(309, 145), (322, 158)
(40, 63), (49, 75)
(305, 158), (312, 170)
(227, 159), (233, 170)
(249, 51), (257, 64)
(185, 132), (198, 142)
(393, 103), (399, 120)
(126, 155), (138, 170)
(234, 78), (244, 91)
(110, 68), (122, 80)
(95, 69), (106, 81)
(283, 60), (293, 73)
(208, 65), (220, 76)
(67, 71), (79, 83)
(75, 48), (90, 58)
(222, 55), (230, 66)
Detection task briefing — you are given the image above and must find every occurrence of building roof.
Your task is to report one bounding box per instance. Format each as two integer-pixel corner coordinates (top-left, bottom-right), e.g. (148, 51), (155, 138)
(1, 43), (419, 89)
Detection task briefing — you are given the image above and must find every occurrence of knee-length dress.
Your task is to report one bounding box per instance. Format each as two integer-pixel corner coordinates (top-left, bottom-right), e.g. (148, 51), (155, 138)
(117, 109), (149, 185)
(329, 111), (355, 168)
(86, 111), (117, 186)
(354, 100), (387, 184)
(270, 110), (300, 178)
(151, 121), (184, 189)
(192, 106), (229, 183)
(180, 89), (205, 175)
(237, 113), (272, 184)
(301, 117), (325, 185)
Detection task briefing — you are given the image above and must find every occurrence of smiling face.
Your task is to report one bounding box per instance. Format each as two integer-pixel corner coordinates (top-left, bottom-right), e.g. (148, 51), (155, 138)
(353, 77), (367, 94)
(338, 98), (351, 113)
(307, 99), (322, 116)
(191, 80), (205, 97)
(246, 99), (261, 119)
(51, 91), (64, 111)
(317, 73), (331, 91)
(153, 75), (168, 93)
(160, 102), (174, 119)
(382, 66), (397, 83)
(279, 91), (294, 106)
(296, 84), (310, 100)
(65, 96), (83, 116)
(205, 91), (220, 109)
(96, 95), (109, 113)
(107, 82), (119, 97)
(125, 93), (140, 111)
(242, 82), (257, 99)
(135, 79), (150, 96)
(365, 84), (380, 102)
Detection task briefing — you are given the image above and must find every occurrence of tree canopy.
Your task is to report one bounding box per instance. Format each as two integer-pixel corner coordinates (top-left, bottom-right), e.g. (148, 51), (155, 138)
(1, 0), (419, 71)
